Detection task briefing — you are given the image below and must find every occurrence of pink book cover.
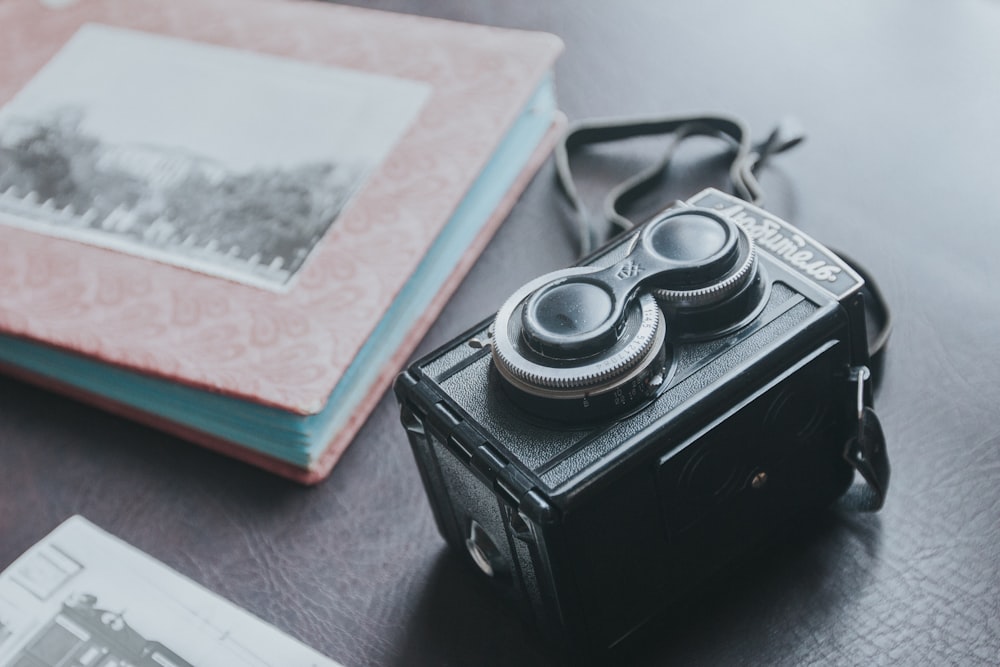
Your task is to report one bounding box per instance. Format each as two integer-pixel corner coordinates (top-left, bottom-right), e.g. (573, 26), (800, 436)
(0, 0), (564, 482)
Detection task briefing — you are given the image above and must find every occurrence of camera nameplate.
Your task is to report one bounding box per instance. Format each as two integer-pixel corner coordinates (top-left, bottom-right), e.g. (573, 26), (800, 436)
(689, 189), (864, 300)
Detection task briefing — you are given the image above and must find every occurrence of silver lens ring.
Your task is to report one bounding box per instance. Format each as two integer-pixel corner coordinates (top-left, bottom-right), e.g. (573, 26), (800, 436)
(491, 267), (665, 398)
(646, 234), (758, 309)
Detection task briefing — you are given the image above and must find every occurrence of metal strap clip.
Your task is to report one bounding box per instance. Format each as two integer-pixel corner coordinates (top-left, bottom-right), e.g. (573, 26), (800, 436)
(838, 366), (890, 512)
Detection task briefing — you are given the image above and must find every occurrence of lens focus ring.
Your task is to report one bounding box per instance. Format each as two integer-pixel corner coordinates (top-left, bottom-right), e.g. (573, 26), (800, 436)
(650, 241), (757, 309)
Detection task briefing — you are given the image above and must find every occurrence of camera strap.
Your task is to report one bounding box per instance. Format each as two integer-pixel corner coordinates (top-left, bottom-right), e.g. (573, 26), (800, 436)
(554, 113), (891, 511)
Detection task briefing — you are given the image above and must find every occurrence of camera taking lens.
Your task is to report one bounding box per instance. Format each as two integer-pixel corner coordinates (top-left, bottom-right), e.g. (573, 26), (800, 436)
(491, 266), (667, 422)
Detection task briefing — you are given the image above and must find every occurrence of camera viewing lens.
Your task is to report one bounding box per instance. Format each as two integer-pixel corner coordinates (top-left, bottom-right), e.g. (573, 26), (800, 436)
(640, 210), (741, 289)
(647, 213), (730, 262)
(645, 209), (766, 337)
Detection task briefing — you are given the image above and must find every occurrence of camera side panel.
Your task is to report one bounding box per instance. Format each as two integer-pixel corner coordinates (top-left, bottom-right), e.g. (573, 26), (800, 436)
(557, 340), (855, 652)
(395, 377), (577, 647)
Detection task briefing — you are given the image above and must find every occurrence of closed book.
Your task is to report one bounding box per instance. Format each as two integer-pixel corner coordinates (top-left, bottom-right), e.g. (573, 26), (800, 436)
(0, 0), (564, 483)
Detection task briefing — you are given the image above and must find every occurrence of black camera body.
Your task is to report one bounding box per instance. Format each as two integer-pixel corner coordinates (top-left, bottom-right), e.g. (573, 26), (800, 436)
(394, 188), (877, 657)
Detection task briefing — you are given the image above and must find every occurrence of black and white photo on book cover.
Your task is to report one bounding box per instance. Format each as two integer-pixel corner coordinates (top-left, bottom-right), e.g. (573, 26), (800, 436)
(0, 23), (430, 291)
(0, 516), (343, 667)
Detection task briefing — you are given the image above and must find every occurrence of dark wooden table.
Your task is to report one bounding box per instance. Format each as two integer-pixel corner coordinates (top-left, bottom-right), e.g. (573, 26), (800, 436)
(3, 1), (999, 665)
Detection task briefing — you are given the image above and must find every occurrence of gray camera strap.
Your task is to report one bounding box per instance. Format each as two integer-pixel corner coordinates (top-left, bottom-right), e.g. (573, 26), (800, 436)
(554, 113), (890, 512)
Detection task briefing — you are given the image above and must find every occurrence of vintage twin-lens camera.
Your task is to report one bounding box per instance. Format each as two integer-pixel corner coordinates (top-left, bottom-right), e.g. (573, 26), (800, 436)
(394, 187), (885, 657)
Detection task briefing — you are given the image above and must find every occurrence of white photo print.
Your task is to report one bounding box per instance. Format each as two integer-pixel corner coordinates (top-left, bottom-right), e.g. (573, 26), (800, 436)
(0, 24), (429, 290)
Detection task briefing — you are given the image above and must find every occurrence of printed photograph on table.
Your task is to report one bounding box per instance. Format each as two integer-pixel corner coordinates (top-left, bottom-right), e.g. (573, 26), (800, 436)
(0, 23), (430, 291)
(4, 592), (194, 667)
(0, 516), (344, 667)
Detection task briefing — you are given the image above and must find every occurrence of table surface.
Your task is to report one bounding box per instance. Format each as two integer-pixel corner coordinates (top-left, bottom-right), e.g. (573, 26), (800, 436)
(3, 1), (1000, 665)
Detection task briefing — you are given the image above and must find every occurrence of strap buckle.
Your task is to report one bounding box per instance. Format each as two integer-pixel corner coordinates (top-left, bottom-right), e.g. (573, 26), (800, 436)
(838, 366), (891, 512)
